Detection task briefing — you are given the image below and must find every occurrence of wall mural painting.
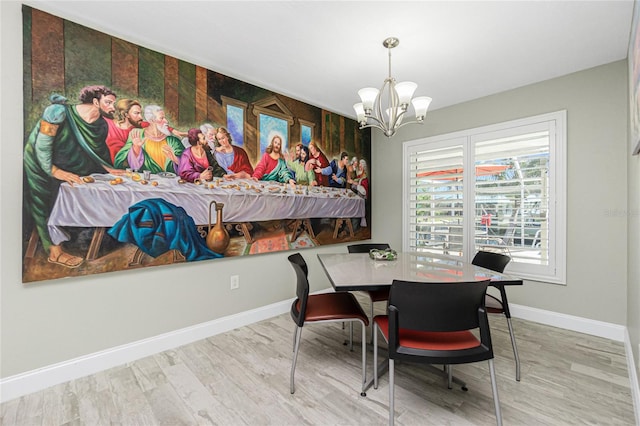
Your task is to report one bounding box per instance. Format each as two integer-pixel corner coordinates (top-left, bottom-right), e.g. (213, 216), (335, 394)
(21, 6), (372, 284)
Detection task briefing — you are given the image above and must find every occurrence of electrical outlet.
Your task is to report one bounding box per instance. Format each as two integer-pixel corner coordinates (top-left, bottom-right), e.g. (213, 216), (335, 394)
(230, 275), (240, 290)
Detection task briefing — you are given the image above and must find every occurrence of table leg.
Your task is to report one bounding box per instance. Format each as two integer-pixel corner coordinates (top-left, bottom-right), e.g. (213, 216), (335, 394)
(129, 247), (145, 266)
(172, 250), (186, 263)
(291, 219), (315, 242)
(25, 228), (39, 259)
(290, 219), (302, 242)
(86, 227), (106, 261)
(333, 219), (343, 239)
(333, 218), (354, 239)
(303, 219), (316, 239)
(345, 218), (354, 237)
(236, 222), (254, 244)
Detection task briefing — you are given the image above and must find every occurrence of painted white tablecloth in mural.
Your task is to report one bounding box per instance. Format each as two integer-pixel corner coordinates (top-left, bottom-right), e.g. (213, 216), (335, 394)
(48, 174), (365, 245)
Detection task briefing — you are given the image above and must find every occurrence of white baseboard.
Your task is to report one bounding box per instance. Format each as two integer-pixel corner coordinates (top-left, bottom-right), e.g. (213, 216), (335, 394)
(0, 298), (293, 403)
(624, 330), (640, 426)
(0, 299), (634, 408)
(510, 303), (626, 341)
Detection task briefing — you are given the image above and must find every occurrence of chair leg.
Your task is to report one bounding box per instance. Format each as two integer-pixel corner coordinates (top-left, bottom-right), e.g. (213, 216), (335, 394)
(292, 325), (297, 352)
(374, 324), (379, 389)
(488, 359), (503, 426)
(369, 297), (375, 344)
(360, 320), (367, 396)
(447, 365), (453, 389)
(506, 317), (521, 381)
(349, 322), (354, 351)
(389, 358), (395, 426)
(290, 326), (303, 394)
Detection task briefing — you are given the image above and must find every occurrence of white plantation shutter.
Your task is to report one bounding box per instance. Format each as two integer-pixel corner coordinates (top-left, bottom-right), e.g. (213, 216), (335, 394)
(474, 128), (551, 266)
(407, 141), (465, 255)
(404, 111), (566, 284)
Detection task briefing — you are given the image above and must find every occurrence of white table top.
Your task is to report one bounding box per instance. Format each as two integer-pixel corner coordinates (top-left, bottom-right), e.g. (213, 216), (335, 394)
(48, 174), (365, 245)
(317, 252), (522, 291)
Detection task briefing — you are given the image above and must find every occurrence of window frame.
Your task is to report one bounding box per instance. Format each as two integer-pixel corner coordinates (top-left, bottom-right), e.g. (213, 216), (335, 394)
(402, 110), (567, 284)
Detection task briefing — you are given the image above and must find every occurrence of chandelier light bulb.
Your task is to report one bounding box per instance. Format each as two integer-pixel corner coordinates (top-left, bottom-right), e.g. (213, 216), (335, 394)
(394, 81), (418, 106)
(412, 96), (432, 121)
(357, 88), (379, 112)
(353, 102), (366, 123)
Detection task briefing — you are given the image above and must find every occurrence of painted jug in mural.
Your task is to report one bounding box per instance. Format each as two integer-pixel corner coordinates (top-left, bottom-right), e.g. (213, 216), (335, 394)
(207, 201), (230, 254)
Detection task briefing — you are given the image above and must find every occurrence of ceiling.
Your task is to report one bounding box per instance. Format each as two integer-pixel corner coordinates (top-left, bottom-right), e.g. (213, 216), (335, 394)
(28, 1), (634, 120)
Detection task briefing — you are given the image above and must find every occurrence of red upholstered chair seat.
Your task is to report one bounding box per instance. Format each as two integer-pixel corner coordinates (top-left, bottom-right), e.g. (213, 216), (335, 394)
(374, 316), (480, 351)
(296, 293), (370, 324)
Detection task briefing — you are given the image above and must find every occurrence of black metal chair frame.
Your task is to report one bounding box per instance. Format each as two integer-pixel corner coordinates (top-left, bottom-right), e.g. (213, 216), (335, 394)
(347, 243), (392, 342)
(472, 250), (521, 381)
(288, 253), (369, 396)
(373, 279), (502, 426)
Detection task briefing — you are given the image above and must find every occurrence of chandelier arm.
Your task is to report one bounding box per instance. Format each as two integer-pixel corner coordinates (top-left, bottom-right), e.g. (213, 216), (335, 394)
(374, 78), (391, 131)
(362, 114), (388, 128)
(393, 118), (425, 131)
(358, 123), (387, 133)
(363, 108), (412, 127)
(388, 81), (400, 130)
(359, 118), (423, 135)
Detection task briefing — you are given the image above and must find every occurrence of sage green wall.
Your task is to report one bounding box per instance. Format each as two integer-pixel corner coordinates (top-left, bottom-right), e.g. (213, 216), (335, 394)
(372, 60), (629, 325)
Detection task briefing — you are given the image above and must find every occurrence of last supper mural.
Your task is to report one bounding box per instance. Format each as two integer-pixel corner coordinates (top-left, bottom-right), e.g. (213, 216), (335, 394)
(21, 6), (372, 283)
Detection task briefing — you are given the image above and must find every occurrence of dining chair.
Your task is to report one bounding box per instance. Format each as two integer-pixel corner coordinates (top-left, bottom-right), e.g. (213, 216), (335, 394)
(472, 250), (520, 381)
(288, 253), (369, 396)
(347, 243), (391, 341)
(373, 279), (502, 426)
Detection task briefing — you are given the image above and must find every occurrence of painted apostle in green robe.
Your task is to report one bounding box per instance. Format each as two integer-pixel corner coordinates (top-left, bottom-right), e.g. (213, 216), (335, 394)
(113, 105), (184, 174)
(23, 85), (122, 268)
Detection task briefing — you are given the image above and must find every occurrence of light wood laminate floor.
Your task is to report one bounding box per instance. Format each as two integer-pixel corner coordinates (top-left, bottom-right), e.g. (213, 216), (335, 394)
(2, 295), (636, 425)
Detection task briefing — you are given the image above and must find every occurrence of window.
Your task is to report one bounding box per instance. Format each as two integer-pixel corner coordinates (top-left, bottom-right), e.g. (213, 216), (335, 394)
(221, 96), (248, 147)
(299, 119), (315, 146)
(226, 104), (244, 146)
(403, 111), (566, 284)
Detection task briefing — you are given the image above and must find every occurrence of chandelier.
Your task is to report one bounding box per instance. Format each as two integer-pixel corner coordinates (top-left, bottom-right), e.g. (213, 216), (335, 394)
(353, 37), (432, 138)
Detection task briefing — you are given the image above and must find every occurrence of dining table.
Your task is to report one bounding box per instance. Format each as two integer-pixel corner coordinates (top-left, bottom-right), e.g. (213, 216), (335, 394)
(317, 251), (523, 292)
(317, 250), (523, 394)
